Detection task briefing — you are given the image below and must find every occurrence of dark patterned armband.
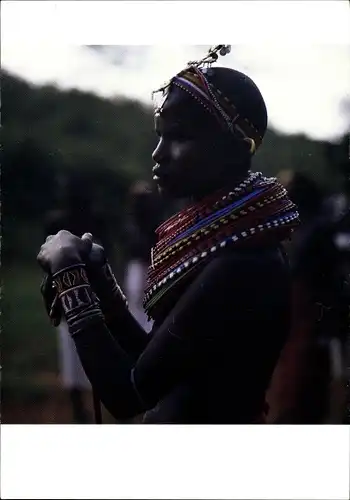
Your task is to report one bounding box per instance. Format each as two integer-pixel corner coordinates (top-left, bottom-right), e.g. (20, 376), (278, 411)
(53, 265), (104, 336)
(87, 261), (128, 319)
(100, 262), (128, 305)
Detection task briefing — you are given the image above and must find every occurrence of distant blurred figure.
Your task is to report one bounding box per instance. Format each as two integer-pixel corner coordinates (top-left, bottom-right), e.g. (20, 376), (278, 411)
(44, 194), (112, 424)
(321, 185), (350, 424)
(124, 181), (164, 333)
(268, 172), (334, 423)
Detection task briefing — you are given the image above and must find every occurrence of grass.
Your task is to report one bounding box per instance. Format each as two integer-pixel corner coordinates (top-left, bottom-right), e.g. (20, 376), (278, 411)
(1, 225), (127, 407)
(1, 260), (120, 423)
(2, 261), (59, 402)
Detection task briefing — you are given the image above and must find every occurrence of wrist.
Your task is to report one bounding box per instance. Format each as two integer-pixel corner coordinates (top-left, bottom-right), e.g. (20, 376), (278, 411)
(50, 251), (84, 276)
(53, 265), (103, 335)
(101, 263), (128, 304)
(53, 264), (92, 314)
(88, 262), (128, 308)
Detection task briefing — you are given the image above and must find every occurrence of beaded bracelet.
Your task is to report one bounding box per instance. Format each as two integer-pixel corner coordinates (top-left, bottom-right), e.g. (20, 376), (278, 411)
(52, 264), (103, 336)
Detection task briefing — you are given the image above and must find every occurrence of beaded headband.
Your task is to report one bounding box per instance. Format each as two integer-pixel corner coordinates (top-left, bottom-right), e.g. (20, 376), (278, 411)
(152, 45), (262, 154)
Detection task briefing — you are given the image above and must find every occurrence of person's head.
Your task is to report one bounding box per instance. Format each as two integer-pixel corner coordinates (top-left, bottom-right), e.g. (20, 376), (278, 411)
(286, 172), (323, 218)
(152, 47), (268, 199)
(127, 180), (162, 229)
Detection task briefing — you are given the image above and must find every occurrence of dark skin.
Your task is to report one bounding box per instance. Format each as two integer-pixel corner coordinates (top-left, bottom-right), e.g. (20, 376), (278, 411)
(37, 86), (291, 423)
(152, 86), (250, 200)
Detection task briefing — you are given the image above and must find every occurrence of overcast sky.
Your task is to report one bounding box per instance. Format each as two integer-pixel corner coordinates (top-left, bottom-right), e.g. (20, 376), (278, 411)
(2, 1), (350, 142)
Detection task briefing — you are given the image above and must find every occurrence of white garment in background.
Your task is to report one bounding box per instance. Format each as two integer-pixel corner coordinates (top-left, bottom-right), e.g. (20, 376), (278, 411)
(125, 259), (153, 333)
(57, 320), (91, 390)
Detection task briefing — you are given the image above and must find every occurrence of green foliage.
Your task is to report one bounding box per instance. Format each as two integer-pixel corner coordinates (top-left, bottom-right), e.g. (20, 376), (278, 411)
(253, 127), (345, 190)
(3, 70), (345, 239)
(2, 264), (58, 388)
(2, 71), (157, 263)
(2, 70), (347, 407)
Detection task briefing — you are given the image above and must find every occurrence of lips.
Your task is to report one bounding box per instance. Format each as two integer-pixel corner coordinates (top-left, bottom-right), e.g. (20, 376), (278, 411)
(152, 164), (168, 184)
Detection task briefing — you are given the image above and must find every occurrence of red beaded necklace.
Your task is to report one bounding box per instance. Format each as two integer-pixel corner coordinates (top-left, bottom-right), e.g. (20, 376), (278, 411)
(144, 172), (299, 319)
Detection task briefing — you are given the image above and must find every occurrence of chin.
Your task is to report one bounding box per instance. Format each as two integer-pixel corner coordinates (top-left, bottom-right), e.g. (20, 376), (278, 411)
(156, 181), (192, 200)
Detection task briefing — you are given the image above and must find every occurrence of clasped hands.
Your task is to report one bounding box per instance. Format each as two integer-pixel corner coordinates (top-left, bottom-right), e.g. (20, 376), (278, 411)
(37, 230), (127, 326)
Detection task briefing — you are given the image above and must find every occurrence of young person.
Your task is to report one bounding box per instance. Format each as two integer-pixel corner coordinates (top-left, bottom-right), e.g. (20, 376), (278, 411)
(38, 46), (299, 424)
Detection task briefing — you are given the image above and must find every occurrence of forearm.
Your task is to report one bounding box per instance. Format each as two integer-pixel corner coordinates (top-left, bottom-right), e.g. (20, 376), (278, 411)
(103, 305), (150, 361)
(89, 260), (150, 360)
(54, 265), (145, 420)
(73, 321), (144, 419)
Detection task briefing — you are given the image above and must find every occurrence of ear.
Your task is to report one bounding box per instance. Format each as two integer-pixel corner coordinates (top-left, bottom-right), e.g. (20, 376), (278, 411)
(244, 138), (256, 155)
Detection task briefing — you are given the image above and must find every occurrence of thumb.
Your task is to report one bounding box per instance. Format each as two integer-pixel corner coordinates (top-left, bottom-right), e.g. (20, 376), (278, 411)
(81, 233), (93, 255)
(82, 232), (93, 242)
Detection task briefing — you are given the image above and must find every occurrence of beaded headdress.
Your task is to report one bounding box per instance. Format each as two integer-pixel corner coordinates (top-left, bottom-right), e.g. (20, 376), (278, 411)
(152, 45), (261, 154)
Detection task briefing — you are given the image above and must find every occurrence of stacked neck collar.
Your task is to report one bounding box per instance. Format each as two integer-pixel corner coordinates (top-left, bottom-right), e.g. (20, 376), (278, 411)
(144, 171), (299, 319)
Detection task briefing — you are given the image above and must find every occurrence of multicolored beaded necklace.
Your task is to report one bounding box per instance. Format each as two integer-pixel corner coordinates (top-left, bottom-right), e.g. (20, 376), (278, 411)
(143, 171), (300, 319)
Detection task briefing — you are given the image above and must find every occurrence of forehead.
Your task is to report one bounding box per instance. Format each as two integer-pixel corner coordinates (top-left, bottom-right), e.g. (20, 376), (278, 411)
(154, 88), (187, 129)
(155, 87), (187, 120)
(161, 86), (183, 112)
(154, 85), (214, 133)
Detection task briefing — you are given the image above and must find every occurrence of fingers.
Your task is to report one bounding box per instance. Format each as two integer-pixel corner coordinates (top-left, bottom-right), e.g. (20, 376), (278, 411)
(37, 250), (49, 272)
(57, 229), (73, 236)
(49, 294), (60, 317)
(38, 236), (54, 265)
(40, 273), (60, 322)
(81, 233), (93, 256)
(40, 274), (51, 294)
(38, 231), (92, 273)
(52, 317), (61, 328)
(81, 232), (93, 242)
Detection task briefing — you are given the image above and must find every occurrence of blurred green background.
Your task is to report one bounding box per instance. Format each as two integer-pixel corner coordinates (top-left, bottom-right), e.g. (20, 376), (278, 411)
(1, 70), (348, 423)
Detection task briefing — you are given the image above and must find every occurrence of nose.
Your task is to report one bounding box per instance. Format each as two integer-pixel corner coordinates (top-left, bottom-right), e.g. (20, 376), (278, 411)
(152, 138), (168, 165)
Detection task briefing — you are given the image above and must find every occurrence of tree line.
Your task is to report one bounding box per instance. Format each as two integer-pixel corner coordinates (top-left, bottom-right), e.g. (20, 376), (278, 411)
(2, 71), (348, 262)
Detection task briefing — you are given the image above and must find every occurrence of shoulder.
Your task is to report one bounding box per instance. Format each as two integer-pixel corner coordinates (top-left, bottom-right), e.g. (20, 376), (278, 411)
(181, 244), (290, 311)
(153, 245), (291, 339)
(164, 244), (291, 340)
(198, 245), (289, 284)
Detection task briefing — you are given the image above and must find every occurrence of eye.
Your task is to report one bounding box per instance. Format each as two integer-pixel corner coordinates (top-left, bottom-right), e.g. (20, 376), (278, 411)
(169, 128), (195, 141)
